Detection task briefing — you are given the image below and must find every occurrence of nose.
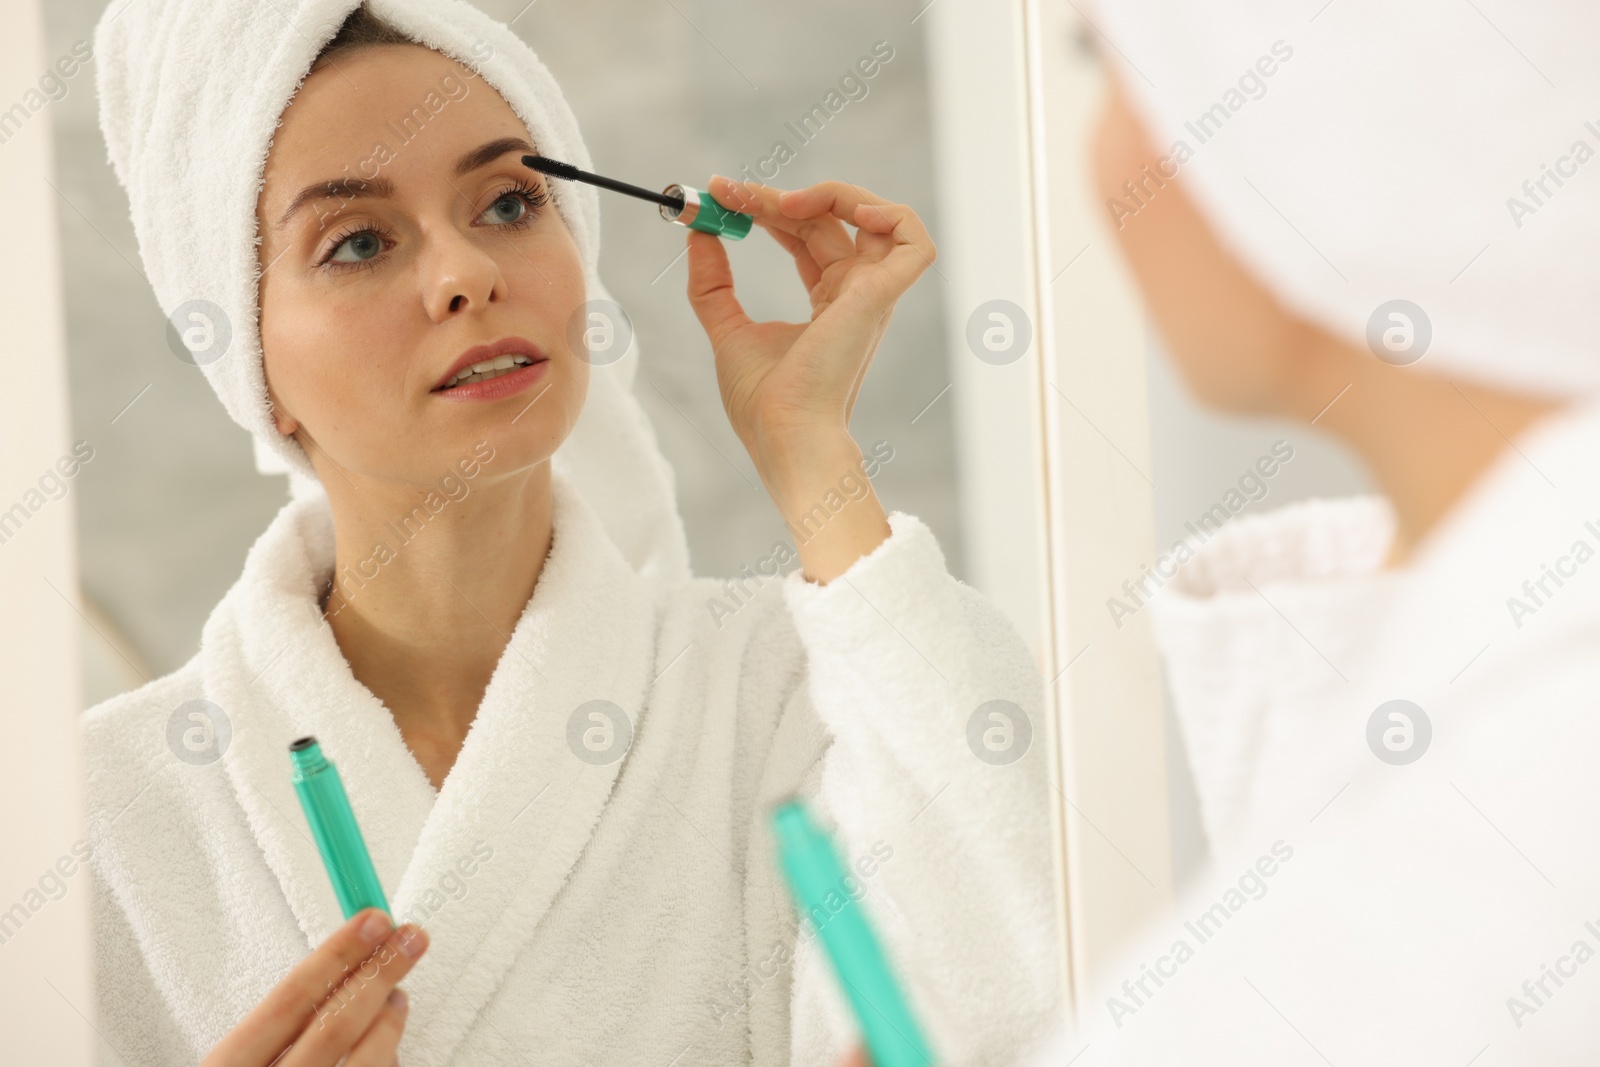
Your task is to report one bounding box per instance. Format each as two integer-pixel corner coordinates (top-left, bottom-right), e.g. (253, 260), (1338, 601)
(421, 227), (507, 323)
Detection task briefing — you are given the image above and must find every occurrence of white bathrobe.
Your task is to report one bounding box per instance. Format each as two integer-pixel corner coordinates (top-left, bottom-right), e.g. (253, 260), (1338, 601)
(83, 468), (1061, 1067)
(1023, 395), (1600, 1064)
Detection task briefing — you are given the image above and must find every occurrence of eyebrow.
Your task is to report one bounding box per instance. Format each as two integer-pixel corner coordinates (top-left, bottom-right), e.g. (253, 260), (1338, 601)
(273, 136), (537, 230)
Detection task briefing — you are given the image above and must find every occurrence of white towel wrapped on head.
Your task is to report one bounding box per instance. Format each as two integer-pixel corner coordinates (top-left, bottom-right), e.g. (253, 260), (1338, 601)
(1091, 0), (1600, 398)
(94, 0), (690, 582)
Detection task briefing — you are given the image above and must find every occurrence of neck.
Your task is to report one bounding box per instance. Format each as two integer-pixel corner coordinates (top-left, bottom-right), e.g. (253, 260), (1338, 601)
(317, 456), (556, 769)
(1288, 336), (1564, 568)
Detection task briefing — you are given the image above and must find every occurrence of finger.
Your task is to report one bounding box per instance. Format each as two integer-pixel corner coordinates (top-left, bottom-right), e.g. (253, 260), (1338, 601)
(757, 222), (825, 296)
(342, 988), (409, 1067)
(685, 227), (753, 348)
(206, 908), (400, 1066)
(279, 923), (429, 1067)
(708, 175), (856, 272)
(778, 180), (936, 261)
(784, 183), (938, 302)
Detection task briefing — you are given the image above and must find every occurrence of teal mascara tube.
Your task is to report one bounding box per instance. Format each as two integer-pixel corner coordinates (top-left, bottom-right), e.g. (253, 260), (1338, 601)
(289, 736), (390, 919)
(771, 799), (935, 1067)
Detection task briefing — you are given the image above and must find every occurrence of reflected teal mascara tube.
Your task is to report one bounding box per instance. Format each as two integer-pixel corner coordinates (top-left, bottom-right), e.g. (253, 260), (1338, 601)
(289, 736), (390, 919)
(521, 154), (754, 240)
(771, 799), (935, 1067)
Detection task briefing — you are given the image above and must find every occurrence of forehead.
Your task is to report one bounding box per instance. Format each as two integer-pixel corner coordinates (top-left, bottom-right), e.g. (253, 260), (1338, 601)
(265, 43), (529, 183)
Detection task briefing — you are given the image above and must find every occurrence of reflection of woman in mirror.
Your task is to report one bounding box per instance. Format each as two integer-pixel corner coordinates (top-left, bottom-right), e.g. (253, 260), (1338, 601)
(1024, 3), (1599, 1062)
(85, 3), (1059, 1064)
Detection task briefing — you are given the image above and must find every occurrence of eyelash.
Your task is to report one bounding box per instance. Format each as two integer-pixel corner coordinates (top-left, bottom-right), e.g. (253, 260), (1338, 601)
(314, 179), (552, 273)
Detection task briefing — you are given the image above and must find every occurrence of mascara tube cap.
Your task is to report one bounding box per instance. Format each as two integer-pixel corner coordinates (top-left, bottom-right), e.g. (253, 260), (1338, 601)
(660, 183), (752, 241)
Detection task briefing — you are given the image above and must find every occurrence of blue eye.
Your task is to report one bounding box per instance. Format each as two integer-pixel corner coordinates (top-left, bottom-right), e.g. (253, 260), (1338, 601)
(317, 224), (394, 272)
(318, 179), (556, 273)
(479, 181), (549, 227)
(481, 194), (528, 225)
(328, 230), (385, 263)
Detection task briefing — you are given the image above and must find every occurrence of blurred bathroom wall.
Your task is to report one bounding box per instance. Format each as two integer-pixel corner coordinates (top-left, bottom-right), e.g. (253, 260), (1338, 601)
(46, 0), (965, 702)
(507, 0), (967, 608)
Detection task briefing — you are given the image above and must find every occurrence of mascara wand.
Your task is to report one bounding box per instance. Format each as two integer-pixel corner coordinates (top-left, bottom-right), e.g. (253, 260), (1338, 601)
(522, 154), (753, 241)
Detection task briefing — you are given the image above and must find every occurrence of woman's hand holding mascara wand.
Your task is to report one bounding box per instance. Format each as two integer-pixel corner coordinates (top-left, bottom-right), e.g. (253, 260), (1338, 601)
(684, 176), (938, 584)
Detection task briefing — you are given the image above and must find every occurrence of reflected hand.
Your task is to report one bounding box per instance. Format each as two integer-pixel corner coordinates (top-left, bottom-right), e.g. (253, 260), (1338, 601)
(200, 907), (428, 1067)
(683, 175), (937, 469)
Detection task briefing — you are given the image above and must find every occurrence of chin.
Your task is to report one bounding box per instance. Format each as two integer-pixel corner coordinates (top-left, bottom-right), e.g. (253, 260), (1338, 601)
(466, 430), (560, 477)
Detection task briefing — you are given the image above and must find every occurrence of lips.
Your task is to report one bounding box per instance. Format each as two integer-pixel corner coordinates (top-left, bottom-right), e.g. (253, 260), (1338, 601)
(431, 337), (549, 391)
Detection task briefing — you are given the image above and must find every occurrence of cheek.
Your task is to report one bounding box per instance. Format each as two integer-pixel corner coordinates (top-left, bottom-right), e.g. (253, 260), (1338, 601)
(505, 224), (589, 350)
(261, 281), (411, 427)
(541, 347), (592, 428)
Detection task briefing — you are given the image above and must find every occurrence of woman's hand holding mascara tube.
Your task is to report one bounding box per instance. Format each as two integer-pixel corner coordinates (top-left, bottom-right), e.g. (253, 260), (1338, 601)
(200, 907), (429, 1067)
(520, 156), (928, 582)
(686, 176), (935, 453)
(685, 176), (937, 583)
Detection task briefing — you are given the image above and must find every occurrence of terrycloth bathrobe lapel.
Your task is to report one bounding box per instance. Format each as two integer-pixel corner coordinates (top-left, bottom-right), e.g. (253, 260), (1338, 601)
(203, 469), (650, 1065)
(88, 458), (1063, 1067)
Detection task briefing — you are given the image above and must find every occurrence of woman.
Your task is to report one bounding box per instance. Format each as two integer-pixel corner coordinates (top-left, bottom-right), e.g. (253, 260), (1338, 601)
(1022, 1), (1600, 1062)
(85, 2), (1059, 1065)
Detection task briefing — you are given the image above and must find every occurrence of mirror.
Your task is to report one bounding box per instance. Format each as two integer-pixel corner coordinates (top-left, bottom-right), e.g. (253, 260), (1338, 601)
(9, 0), (1081, 1061)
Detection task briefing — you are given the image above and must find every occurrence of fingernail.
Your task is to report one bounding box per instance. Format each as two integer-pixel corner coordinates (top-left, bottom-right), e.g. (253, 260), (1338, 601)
(397, 925), (429, 959)
(387, 988), (408, 1011)
(360, 910), (393, 945)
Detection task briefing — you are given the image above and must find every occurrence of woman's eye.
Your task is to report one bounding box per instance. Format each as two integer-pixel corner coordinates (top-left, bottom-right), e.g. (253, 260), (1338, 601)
(318, 191), (537, 269)
(328, 231), (385, 263)
(480, 194), (529, 226)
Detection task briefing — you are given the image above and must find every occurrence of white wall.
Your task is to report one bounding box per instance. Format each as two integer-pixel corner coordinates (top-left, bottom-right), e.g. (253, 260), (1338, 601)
(0, 0), (93, 1060)
(1023, 0), (1177, 1015)
(925, 0), (1182, 1017)
(923, 0), (1069, 1007)
(922, 0), (1046, 657)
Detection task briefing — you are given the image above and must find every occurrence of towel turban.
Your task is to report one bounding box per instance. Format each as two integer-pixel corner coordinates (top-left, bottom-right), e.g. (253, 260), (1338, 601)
(93, 0), (691, 584)
(1091, 0), (1600, 398)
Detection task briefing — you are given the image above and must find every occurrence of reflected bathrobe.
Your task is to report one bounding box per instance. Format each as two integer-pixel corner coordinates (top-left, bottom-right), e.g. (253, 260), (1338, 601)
(83, 468), (1061, 1067)
(1023, 396), (1600, 1065)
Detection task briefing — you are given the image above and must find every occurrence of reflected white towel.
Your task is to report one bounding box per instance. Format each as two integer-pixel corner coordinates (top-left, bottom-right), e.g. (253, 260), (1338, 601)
(93, 0), (690, 583)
